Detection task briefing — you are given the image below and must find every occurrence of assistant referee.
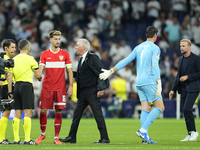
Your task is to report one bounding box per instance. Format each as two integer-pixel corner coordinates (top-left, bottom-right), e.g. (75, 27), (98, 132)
(0, 39), (16, 144)
(7, 39), (42, 145)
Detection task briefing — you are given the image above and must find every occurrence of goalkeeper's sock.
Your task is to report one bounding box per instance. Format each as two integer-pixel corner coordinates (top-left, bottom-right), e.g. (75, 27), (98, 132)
(12, 117), (20, 142)
(140, 110), (149, 135)
(0, 117), (8, 141)
(23, 117), (31, 142)
(141, 107), (162, 131)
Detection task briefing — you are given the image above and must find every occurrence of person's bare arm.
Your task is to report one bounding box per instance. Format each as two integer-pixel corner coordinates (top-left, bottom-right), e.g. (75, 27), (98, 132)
(33, 65), (44, 81)
(6, 72), (13, 99)
(66, 67), (73, 97)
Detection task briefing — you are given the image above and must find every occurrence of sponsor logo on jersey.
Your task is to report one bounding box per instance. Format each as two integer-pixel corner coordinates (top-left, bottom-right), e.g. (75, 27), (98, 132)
(47, 57), (51, 59)
(59, 55), (64, 60)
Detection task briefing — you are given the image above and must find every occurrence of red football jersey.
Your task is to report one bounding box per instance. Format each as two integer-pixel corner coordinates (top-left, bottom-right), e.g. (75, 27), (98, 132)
(40, 48), (72, 91)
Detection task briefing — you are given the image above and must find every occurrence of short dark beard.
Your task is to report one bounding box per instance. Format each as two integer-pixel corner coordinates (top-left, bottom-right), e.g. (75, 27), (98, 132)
(182, 51), (187, 55)
(54, 45), (59, 48)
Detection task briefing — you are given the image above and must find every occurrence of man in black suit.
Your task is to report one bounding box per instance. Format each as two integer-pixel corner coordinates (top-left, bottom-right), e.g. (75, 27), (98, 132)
(169, 39), (200, 142)
(59, 38), (110, 144)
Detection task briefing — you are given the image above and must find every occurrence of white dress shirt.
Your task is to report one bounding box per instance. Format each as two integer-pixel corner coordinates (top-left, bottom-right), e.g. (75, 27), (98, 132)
(81, 51), (88, 65)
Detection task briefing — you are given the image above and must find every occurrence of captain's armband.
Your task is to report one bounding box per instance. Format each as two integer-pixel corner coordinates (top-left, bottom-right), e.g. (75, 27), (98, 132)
(66, 64), (72, 69)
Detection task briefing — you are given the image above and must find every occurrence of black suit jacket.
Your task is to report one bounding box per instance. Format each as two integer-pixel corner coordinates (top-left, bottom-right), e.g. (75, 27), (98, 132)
(73, 52), (109, 99)
(171, 52), (200, 93)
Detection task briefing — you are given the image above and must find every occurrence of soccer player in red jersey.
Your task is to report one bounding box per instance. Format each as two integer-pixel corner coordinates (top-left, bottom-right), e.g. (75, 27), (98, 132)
(35, 30), (73, 144)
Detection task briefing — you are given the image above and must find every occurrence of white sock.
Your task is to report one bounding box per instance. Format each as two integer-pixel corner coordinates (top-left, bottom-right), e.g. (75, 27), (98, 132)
(140, 128), (147, 133)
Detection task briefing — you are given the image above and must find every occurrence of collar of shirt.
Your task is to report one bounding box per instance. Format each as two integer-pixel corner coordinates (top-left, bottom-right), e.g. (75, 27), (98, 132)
(81, 51), (88, 64)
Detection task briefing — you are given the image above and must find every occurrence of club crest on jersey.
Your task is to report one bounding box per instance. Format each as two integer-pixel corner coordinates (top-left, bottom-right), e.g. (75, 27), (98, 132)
(59, 55), (64, 60)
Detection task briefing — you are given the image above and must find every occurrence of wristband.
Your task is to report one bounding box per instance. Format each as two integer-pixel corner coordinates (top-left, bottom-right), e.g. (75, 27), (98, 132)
(69, 84), (73, 87)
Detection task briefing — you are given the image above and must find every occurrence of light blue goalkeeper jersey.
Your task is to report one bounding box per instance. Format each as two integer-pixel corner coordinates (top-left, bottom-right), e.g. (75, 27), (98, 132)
(115, 41), (161, 86)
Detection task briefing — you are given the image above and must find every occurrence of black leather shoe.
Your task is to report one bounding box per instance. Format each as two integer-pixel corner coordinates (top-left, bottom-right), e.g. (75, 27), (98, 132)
(93, 139), (110, 144)
(59, 137), (76, 143)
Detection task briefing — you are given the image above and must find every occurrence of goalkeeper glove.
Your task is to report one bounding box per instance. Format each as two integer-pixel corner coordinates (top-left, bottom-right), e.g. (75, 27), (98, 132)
(156, 79), (162, 97)
(99, 68), (114, 80)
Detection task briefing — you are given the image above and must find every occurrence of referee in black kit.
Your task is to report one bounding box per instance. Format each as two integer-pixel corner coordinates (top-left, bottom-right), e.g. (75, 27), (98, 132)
(7, 39), (42, 145)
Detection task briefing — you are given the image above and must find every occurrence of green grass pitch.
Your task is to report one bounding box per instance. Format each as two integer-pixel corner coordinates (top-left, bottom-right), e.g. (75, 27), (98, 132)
(1, 118), (200, 150)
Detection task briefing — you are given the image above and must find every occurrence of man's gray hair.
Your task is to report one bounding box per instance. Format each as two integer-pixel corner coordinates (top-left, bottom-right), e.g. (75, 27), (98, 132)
(18, 39), (30, 51)
(78, 39), (90, 51)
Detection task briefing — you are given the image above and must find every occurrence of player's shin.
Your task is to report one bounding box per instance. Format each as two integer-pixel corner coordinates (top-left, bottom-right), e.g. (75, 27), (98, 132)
(12, 117), (20, 142)
(54, 113), (62, 138)
(141, 107), (162, 131)
(23, 117), (31, 142)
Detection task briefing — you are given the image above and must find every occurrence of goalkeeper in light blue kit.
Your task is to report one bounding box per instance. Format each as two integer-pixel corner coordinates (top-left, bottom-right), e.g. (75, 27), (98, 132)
(99, 26), (165, 144)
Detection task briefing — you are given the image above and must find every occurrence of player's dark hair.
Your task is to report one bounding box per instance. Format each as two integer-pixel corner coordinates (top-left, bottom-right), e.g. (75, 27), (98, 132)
(49, 30), (61, 38)
(2, 39), (16, 51)
(146, 26), (158, 38)
(18, 39), (30, 51)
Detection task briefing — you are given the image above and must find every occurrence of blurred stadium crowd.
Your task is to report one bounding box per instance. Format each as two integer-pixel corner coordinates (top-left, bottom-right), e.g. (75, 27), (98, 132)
(0, 0), (200, 118)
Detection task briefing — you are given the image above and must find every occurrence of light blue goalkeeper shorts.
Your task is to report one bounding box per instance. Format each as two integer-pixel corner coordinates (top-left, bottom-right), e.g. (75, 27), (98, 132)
(136, 84), (162, 102)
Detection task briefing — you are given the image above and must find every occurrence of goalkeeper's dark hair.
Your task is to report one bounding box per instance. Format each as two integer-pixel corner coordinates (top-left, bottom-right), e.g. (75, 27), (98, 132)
(2, 39), (16, 51)
(18, 39), (30, 51)
(146, 26), (158, 38)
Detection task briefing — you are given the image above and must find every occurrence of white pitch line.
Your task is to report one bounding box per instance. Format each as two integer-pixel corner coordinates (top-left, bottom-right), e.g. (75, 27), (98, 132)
(43, 147), (200, 150)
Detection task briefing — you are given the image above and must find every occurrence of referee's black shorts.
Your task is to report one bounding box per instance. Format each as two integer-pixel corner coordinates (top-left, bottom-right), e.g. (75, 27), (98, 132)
(2, 84), (14, 110)
(14, 82), (34, 110)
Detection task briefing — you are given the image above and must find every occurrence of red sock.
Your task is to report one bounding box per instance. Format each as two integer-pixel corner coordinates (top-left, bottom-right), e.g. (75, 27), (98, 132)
(40, 113), (47, 134)
(54, 113), (62, 137)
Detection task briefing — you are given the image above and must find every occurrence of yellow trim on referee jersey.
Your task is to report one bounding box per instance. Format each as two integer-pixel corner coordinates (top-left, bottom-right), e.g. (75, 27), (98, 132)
(13, 53), (38, 84)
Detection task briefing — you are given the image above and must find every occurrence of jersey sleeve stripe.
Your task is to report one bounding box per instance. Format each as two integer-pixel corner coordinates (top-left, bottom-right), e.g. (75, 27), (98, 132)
(45, 61), (65, 68)
(39, 63), (46, 66)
